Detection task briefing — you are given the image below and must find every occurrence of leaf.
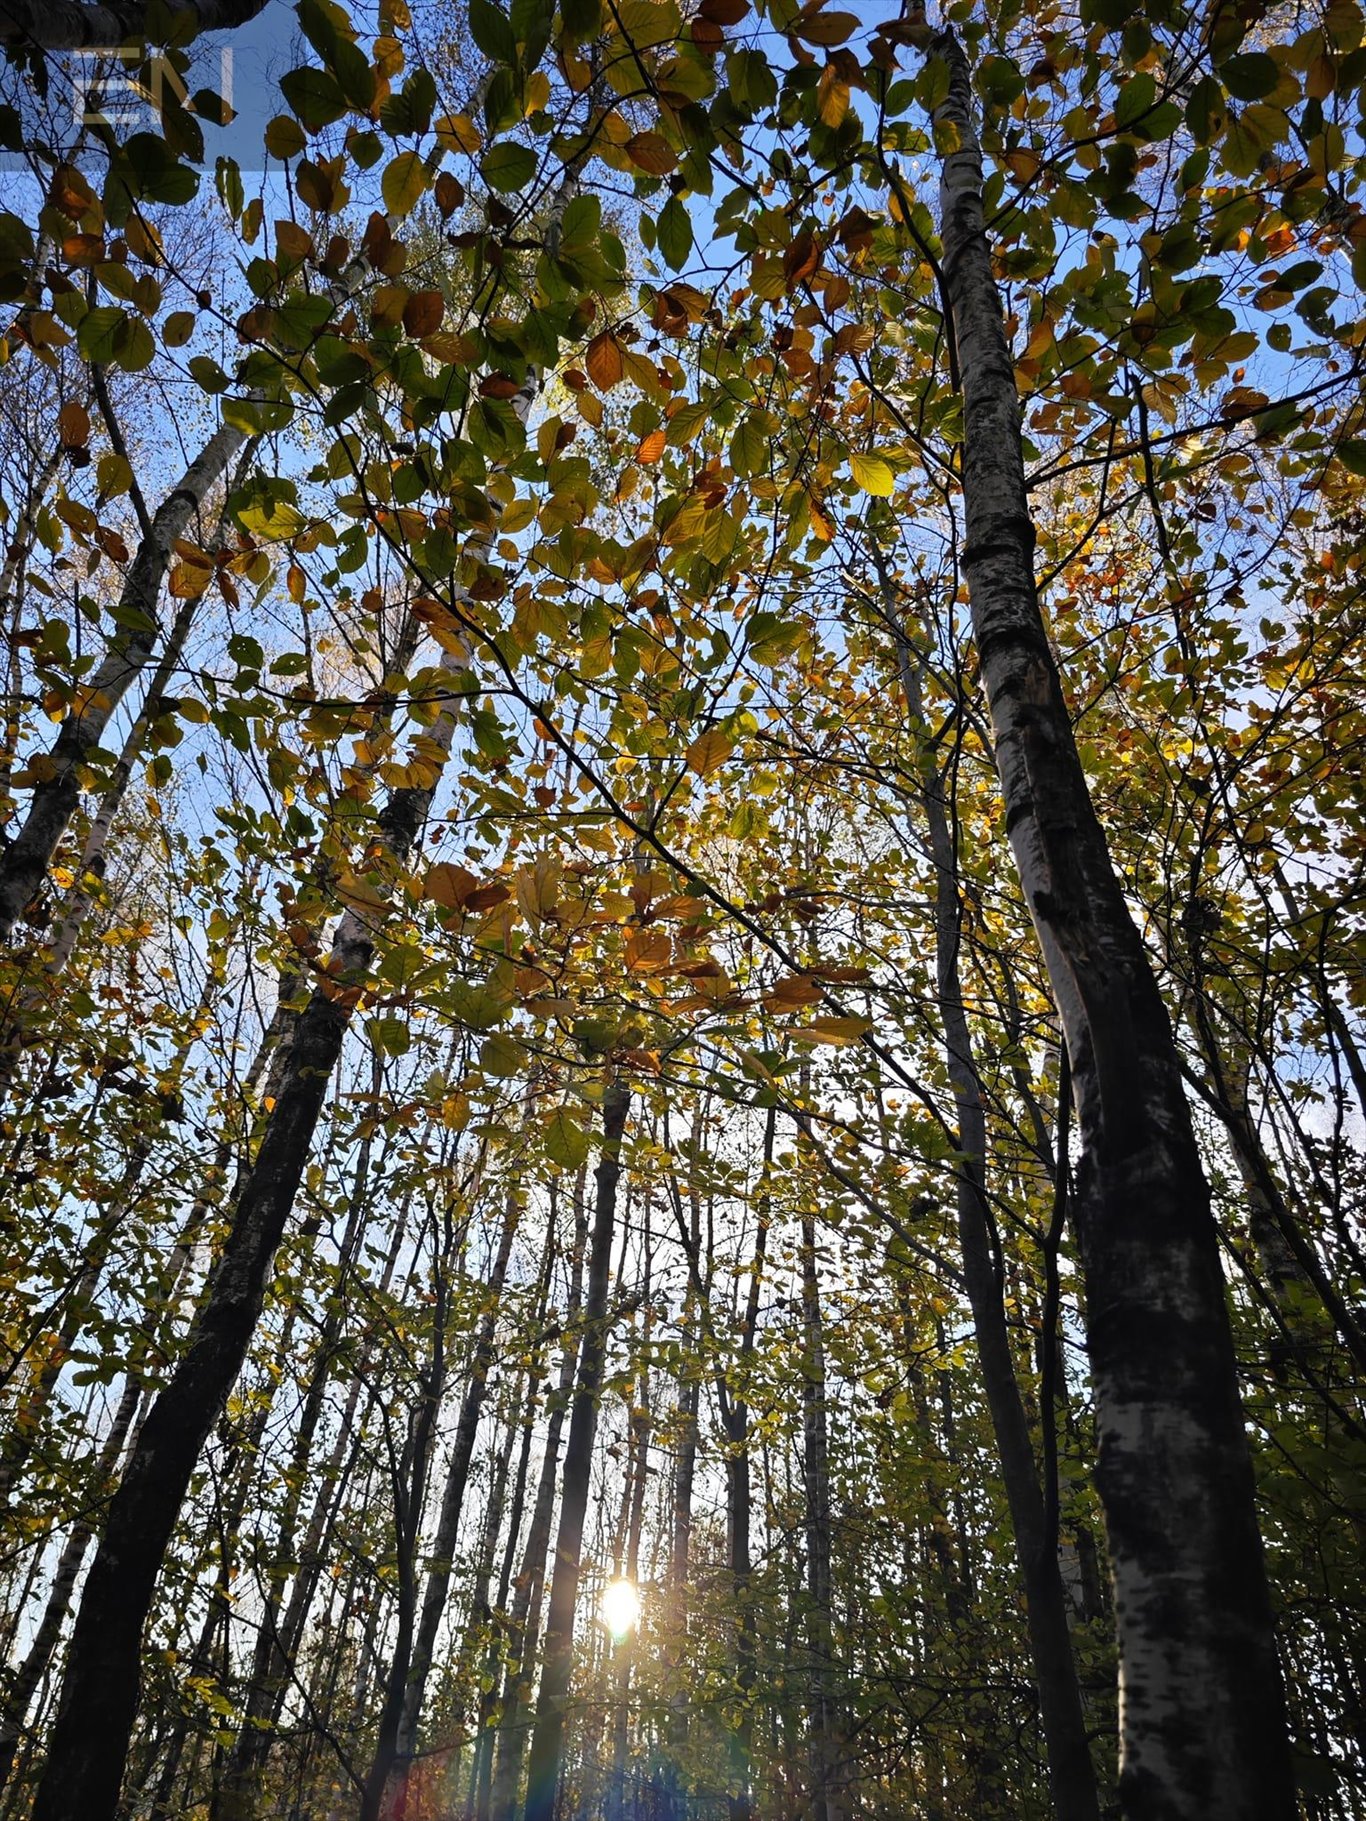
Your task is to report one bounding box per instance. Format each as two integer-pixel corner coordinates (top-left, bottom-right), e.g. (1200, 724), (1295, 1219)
(636, 429), (667, 463)
(435, 112), (483, 153)
(791, 1015), (871, 1046)
(625, 928), (672, 971)
(280, 66), (348, 132)
(545, 1105), (590, 1168)
(366, 1014), (410, 1056)
(626, 132), (677, 175)
(850, 451), (894, 496)
(658, 194), (693, 269)
(1334, 439), (1366, 477)
(402, 290), (444, 336)
(586, 332), (624, 389)
(765, 973), (823, 1008)
(382, 151), (430, 216)
(77, 305), (123, 365)
(480, 1032), (525, 1076)
(686, 728), (733, 775)
(792, 8), (857, 44)
(1220, 51), (1280, 99)
(468, 0), (518, 62)
(424, 861), (479, 908)
(57, 401), (90, 447)
(481, 141), (537, 192)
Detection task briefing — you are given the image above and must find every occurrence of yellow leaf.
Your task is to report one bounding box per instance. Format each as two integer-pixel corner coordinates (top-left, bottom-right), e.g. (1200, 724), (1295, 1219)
(435, 113), (482, 153)
(791, 1015), (871, 1046)
(382, 151), (430, 217)
(850, 451), (894, 496)
(686, 728), (733, 775)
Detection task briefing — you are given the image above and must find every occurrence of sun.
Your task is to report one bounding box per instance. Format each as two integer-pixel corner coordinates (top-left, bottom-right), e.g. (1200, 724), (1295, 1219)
(600, 1578), (639, 1640)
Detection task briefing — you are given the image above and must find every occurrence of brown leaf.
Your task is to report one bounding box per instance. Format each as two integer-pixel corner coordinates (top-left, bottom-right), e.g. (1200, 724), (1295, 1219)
(625, 928), (672, 972)
(402, 290), (445, 336)
(424, 861), (478, 909)
(274, 218), (314, 263)
(686, 727), (733, 775)
(793, 7), (858, 44)
(57, 401), (90, 448)
(784, 228), (821, 287)
(626, 132), (677, 175)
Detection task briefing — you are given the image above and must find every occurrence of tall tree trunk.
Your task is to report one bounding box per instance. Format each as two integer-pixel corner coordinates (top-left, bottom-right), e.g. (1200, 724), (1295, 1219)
(798, 1213), (841, 1821)
(877, 585), (1101, 1820)
(0, 1371), (142, 1794)
(717, 1108), (773, 1821)
(522, 1081), (630, 1821)
(0, 423), (247, 945)
(490, 1177), (587, 1821)
(929, 30), (1293, 1817)
(359, 1178), (523, 1819)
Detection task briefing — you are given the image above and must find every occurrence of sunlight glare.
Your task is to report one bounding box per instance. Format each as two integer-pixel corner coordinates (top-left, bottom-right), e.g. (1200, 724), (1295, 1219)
(601, 1578), (639, 1640)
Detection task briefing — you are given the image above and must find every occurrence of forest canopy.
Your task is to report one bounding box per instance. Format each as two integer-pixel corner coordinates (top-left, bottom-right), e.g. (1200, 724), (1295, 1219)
(0, 0), (1363, 1815)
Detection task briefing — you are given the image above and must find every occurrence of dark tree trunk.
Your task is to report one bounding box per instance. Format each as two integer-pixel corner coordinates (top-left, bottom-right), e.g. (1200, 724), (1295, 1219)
(521, 1082), (630, 1821)
(491, 1177), (588, 1821)
(878, 587), (1102, 1821)
(30, 711), (460, 1820)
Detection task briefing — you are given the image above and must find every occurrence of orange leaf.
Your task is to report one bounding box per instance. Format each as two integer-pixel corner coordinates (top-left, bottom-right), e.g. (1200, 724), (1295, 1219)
(57, 401), (90, 448)
(586, 332), (624, 390)
(636, 429), (667, 463)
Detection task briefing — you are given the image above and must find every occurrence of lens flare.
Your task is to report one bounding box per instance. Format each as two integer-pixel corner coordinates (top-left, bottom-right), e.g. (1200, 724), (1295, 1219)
(600, 1578), (639, 1640)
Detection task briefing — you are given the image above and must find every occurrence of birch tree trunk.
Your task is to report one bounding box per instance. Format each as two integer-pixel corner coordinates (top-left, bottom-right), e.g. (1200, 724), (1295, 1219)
(0, 423), (246, 945)
(928, 29), (1294, 1818)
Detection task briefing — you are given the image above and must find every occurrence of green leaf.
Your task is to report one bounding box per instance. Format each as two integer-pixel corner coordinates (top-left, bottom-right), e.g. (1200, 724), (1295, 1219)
(481, 141), (537, 193)
(1114, 71), (1155, 129)
(561, 0), (601, 43)
(77, 305), (124, 365)
(1334, 439), (1366, 477)
(658, 195), (693, 269)
(468, 0), (517, 62)
(1184, 76), (1226, 145)
(1220, 52), (1280, 100)
(480, 1032), (526, 1076)
(366, 1014), (411, 1057)
(545, 1106), (590, 1168)
(280, 65), (348, 132)
(510, 0), (553, 57)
